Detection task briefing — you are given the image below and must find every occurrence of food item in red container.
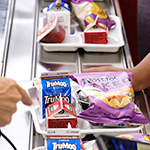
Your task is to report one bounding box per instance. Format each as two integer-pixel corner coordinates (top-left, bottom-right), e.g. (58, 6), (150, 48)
(41, 24), (66, 43)
(37, 17), (66, 43)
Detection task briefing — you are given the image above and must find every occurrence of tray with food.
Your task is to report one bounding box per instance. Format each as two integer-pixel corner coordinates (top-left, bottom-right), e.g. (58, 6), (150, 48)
(38, 0), (124, 52)
(28, 71), (148, 139)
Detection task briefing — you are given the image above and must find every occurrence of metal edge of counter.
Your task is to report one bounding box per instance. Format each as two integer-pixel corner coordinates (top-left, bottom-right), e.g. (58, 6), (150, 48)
(0, 0), (38, 149)
(29, 0), (41, 149)
(1, 0), (16, 76)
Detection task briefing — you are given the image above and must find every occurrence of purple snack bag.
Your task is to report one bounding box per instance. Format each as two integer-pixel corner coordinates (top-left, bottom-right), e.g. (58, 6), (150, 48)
(70, 0), (115, 30)
(117, 133), (150, 143)
(69, 72), (149, 125)
(77, 96), (148, 124)
(84, 13), (116, 30)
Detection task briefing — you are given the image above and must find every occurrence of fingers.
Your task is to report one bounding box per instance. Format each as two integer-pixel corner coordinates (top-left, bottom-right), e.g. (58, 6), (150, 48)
(82, 66), (126, 73)
(3, 78), (33, 106)
(82, 66), (110, 73)
(0, 77), (33, 127)
(17, 85), (33, 106)
(0, 102), (17, 127)
(82, 67), (101, 73)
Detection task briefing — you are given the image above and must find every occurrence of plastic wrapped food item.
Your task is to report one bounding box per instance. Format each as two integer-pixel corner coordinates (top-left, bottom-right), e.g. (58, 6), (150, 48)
(41, 24), (66, 43)
(70, 0), (115, 30)
(38, 17), (66, 43)
(69, 72), (149, 125)
(117, 133), (150, 143)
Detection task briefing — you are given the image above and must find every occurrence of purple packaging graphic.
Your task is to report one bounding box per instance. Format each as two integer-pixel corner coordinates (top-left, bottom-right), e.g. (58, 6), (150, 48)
(69, 72), (149, 125)
(70, 0), (115, 30)
(117, 133), (150, 143)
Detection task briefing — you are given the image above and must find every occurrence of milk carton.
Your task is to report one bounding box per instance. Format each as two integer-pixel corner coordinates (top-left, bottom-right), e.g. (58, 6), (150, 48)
(43, 0), (70, 34)
(46, 98), (77, 128)
(39, 71), (71, 119)
(45, 136), (81, 150)
(84, 16), (108, 44)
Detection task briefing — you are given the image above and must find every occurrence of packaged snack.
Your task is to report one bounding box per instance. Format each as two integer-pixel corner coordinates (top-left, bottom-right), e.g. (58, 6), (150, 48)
(117, 133), (150, 143)
(38, 17), (66, 43)
(70, 0), (115, 30)
(69, 72), (149, 125)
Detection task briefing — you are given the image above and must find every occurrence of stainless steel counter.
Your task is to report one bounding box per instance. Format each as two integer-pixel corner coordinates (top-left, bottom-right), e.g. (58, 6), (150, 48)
(0, 0), (36, 149)
(0, 0), (15, 75)
(0, 0), (150, 149)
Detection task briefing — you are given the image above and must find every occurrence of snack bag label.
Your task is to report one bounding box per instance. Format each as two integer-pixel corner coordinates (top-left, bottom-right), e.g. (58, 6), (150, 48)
(46, 138), (81, 150)
(41, 77), (71, 119)
(70, 72), (149, 125)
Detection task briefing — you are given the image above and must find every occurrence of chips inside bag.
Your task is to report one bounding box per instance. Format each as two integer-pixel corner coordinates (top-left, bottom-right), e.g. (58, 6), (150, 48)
(69, 72), (149, 125)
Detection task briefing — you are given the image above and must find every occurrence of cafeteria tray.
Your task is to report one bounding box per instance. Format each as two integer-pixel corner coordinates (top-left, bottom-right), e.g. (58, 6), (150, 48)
(28, 87), (144, 139)
(40, 15), (124, 52)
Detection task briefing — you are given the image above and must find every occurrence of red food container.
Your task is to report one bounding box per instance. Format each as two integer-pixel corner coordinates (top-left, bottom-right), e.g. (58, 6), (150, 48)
(38, 17), (66, 43)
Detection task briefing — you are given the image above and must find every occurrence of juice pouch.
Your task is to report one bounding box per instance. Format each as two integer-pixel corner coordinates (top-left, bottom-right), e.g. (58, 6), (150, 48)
(69, 72), (149, 125)
(70, 0), (115, 30)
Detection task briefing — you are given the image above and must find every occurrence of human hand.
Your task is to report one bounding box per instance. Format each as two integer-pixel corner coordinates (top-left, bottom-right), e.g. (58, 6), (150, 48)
(82, 66), (148, 92)
(0, 77), (33, 127)
(82, 66), (128, 73)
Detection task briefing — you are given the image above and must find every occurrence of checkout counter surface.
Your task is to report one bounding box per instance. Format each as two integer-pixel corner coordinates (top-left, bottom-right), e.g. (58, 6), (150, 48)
(0, 0), (150, 149)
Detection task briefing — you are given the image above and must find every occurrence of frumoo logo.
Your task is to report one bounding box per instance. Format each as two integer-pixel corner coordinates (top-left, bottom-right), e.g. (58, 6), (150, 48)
(46, 81), (67, 88)
(52, 142), (77, 150)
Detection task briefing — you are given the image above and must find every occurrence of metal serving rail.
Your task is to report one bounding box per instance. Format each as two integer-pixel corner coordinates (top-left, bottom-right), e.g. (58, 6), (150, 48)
(0, 0), (15, 75)
(0, 0), (150, 149)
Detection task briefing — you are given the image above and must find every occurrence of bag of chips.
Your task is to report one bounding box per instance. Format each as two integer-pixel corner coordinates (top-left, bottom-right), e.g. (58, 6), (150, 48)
(69, 72), (149, 125)
(70, 0), (116, 30)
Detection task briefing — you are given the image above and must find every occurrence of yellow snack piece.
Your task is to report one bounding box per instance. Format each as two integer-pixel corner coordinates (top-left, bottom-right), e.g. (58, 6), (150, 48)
(84, 16), (95, 24)
(109, 98), (120, 108)
(120, 96), (131, 107)
(91, 2), (107, 19)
